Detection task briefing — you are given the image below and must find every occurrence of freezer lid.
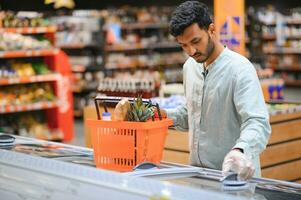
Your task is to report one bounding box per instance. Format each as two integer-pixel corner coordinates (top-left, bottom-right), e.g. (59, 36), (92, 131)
(0, 149), (247, 200)
(127, 162), (301, 200)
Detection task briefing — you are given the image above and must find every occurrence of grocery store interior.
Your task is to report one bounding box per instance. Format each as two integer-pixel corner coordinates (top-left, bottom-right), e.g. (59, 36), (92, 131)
(1, 0), (301, 199)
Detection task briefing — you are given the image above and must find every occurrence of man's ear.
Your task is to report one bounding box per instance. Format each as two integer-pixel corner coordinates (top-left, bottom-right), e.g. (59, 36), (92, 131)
(208, 23), (216, 35)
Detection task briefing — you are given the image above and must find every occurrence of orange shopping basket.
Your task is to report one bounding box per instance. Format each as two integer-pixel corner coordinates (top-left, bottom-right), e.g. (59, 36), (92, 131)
(86, 96), (173, 172)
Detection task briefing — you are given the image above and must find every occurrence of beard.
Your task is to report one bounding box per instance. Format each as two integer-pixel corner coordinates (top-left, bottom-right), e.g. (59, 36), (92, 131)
(193, 34), (215, 63)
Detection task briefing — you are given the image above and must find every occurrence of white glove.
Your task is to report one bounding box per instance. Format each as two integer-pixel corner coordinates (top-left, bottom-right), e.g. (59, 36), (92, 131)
(222, 149), (255, 180)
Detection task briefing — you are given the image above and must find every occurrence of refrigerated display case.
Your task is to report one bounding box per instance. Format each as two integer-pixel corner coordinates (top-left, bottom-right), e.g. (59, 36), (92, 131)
(0, 134), (300, 200)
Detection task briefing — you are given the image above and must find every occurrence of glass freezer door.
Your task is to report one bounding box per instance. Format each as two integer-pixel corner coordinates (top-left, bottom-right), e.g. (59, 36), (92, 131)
(127, 162), (301, 200)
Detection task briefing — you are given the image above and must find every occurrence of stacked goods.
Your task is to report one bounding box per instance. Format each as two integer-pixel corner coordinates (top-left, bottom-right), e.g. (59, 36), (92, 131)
(0, 83), (55, 106)
(267, 103), (301, 116)
(0, 11), (51, 28)
(113, 96), (154, 122)
(0, 111), (62, 140)
(0, 62), (51, 78)
(0, 32), (52, 51)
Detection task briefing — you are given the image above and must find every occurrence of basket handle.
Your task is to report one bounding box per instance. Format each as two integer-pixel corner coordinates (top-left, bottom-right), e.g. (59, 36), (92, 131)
(94, 95), (162, 120)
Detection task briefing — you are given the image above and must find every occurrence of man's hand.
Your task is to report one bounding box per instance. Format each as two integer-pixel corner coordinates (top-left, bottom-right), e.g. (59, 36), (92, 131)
(222, 149), (255, 180)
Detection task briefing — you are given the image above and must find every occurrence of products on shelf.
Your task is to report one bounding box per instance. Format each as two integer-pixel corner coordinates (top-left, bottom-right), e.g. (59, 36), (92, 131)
(267, 103), (301, 116)
(98, 70), (161, 97)
(0, 11), (73, 140)
(255, 6), (301, 86)
(0, 62), (51, 78)
(69, 56), (103, 68)
(0, 111), (63, 141)
(258, 7), (301, 25)
(0, 11), (51, 28)
(104, 7), (176, 46)
(261, 78), (285, 101)
(105, 52), (187, 69)
(104, 6), (172, 25)
(0, 83), (56, 106)
(73, 71), (104, 92)
(51, 14), (102, 47)
(164, 68), (183, 83)
(266, 55), (301, 69)
(0, 32), (52, 51)
(263, 41), (301, 52)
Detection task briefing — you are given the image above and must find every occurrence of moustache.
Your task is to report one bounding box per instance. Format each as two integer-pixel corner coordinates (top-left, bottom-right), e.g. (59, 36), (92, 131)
(192, 52), (203, 57)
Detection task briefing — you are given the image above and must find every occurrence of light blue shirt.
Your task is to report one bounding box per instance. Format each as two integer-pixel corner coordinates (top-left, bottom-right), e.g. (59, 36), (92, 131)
(167, 47), (271, 177)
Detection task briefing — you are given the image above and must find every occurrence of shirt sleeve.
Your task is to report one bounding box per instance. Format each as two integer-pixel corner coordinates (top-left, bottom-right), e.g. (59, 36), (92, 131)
(232, 61), (271, 158)
(166, 105), (189, 131)
(165, 60), (189, 132)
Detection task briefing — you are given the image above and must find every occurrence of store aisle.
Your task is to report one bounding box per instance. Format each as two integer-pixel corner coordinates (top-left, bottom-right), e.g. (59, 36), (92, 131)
(70, 119), (85, 147)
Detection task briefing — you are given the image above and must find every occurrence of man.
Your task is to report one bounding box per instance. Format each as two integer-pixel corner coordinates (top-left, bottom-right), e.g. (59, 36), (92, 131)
(160, 1), (271, 179)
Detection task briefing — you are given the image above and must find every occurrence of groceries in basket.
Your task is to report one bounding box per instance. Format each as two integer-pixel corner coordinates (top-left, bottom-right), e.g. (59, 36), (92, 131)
(97, 95), (164, 122)
(87, 95), (173, 172)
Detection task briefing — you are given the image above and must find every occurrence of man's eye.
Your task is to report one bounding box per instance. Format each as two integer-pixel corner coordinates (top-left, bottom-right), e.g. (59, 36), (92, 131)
(192, 40), (200, 44)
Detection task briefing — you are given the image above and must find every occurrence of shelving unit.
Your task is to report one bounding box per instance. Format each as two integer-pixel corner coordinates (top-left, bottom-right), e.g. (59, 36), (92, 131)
(101, 7), (186, 98)
(104, 42), (180, 52)
(0, 101), (59, 114)
(0, 23), (74, 141)
(260, 11), (301, 87)
(0, 26), (57, 34)
(0, 49), (59, 58)
(51, 12), (104, 118)
(0, 73), (60, 85)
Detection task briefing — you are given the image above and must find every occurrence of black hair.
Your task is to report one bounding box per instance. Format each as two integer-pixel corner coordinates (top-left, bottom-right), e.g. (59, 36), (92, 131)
(169, 1), (213, 37)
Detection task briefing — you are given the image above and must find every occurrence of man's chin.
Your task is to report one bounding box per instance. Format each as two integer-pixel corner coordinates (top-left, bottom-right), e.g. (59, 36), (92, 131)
(194, 57), (207, 63)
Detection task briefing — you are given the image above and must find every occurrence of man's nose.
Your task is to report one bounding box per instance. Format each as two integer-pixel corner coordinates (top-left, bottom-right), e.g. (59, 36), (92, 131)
(186, 46), (197, 56)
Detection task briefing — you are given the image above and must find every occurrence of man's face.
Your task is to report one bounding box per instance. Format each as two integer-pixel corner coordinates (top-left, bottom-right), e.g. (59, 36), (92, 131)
(176, 23), (215, 63)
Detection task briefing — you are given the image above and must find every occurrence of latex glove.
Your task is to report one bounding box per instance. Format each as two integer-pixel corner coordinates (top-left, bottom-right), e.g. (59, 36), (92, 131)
(222, 149), (255, 180)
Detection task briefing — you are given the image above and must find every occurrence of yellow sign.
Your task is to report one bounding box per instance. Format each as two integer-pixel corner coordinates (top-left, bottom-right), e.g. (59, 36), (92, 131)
(44, 0), (75, 9)
(214, 0), (245, 55)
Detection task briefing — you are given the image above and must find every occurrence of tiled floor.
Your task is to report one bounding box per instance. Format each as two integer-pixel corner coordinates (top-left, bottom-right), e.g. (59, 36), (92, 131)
(70, 87), (301, 147)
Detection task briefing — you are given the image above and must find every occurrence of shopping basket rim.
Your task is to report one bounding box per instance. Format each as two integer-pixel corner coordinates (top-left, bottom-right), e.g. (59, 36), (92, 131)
(86, 118), (173, 129)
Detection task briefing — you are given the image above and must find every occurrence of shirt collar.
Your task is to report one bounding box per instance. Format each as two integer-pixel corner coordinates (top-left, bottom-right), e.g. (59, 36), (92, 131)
(201, 46), (228, 73)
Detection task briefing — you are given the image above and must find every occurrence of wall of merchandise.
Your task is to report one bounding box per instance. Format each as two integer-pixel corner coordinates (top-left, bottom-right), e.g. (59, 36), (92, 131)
(1, 3), (301, 119)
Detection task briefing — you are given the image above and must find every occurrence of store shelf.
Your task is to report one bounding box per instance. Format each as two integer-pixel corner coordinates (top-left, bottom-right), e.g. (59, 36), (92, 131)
(0, 101), (59, 114)
(1, 26), (57, 34)
(0, 49), (59, 58)
(104, 22), (169, 31)
(57, 44), (101, 49)
(272, 67), (301, 72)
(263, 20), (301, 26)
(73, 87), (97, 93)
(72, 65), (102, 73)
(0, 73), (60, 86)
(120, 22), (169, 30)
(264, 48), (301, 54)
(105, 62), (184, 70)
(284, 80), (301, 87)
(262, 34), (301, 40)
(105, 42), (180, 52)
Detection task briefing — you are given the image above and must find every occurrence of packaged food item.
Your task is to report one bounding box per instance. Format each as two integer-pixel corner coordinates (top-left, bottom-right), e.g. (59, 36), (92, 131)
(113, 98), (130, 121)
